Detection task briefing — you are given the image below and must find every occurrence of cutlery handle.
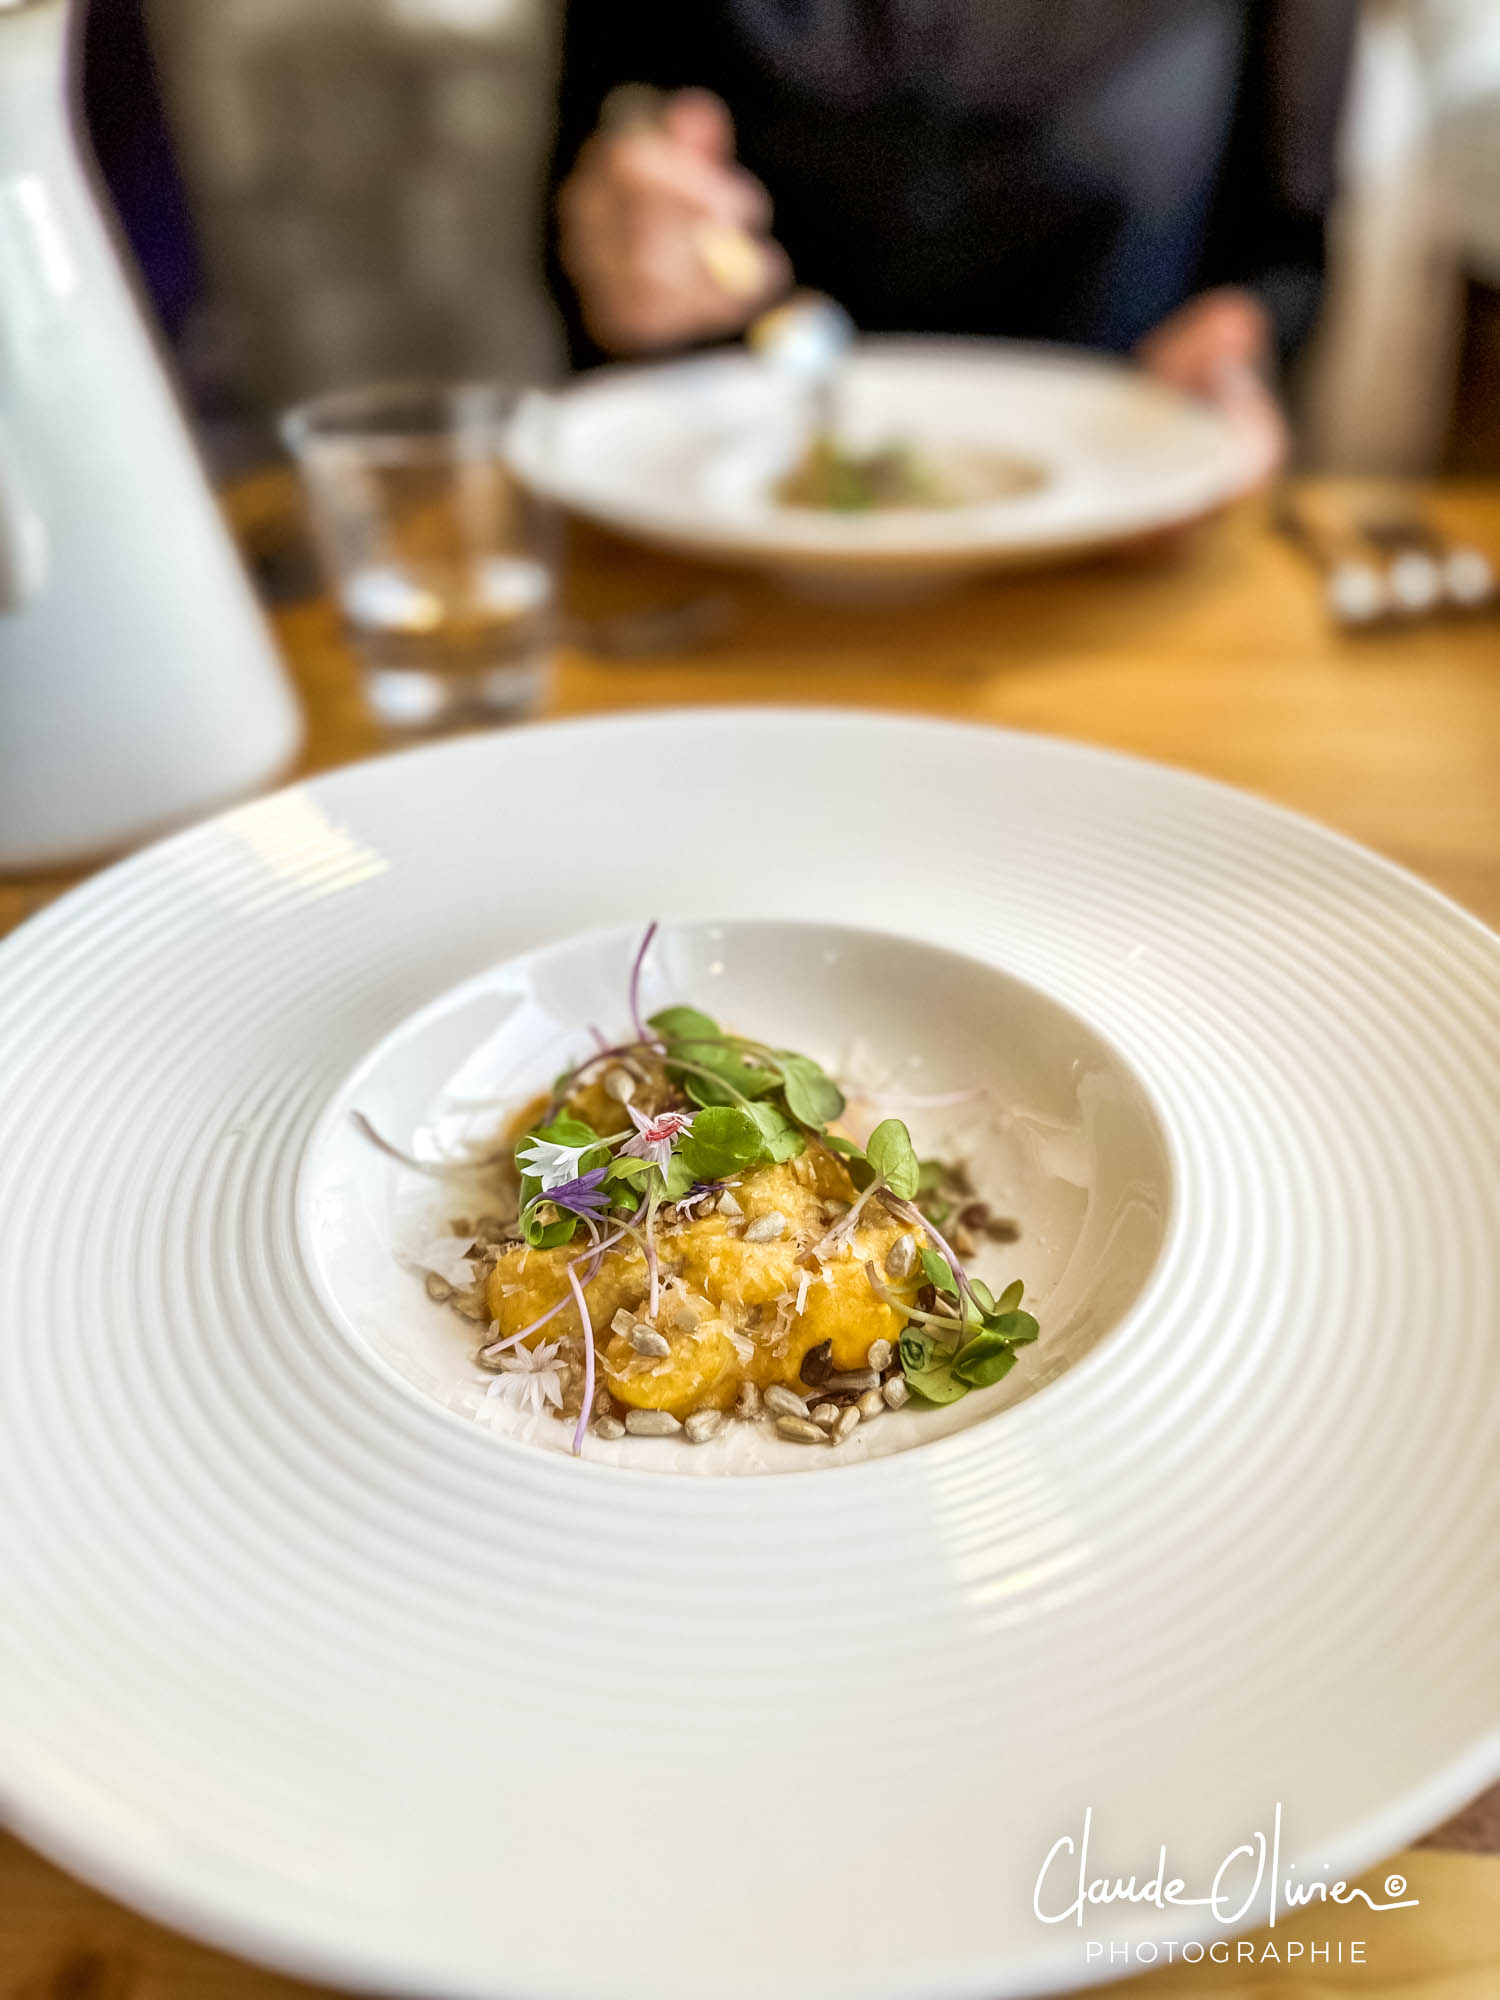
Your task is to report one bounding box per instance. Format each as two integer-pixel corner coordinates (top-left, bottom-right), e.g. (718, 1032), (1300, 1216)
(1271, 493), (1389, 626)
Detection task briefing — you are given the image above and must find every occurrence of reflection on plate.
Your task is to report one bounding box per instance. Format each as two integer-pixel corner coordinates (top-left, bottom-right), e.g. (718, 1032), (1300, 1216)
(302, 921), (1170, 1473)
(0, 711), (1495, 2000)
(512, 338), (1273, 596)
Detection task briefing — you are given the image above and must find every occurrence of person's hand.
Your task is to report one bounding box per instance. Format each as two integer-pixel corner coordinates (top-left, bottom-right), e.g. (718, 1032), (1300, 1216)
(557, 88), (791, 356)
(1136, 286), (1288, 479)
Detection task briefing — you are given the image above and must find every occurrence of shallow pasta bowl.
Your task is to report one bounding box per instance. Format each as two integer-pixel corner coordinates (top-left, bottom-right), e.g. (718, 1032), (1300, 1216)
(302, 917), (1171, 1470)
(511, 339), (1274, 598)
(0, 708), (1496, 2000)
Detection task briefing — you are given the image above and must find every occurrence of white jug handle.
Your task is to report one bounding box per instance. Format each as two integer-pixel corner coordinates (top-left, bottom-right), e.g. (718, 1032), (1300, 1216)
(0, 419), (47, 611)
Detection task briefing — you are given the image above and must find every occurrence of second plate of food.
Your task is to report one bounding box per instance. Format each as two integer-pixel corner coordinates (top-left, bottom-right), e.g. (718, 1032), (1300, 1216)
(511, 338), (1274, 595)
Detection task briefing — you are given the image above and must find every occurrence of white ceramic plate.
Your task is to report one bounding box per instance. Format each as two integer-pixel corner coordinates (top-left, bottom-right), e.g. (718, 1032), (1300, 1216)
(303, 919), (1171, 1472)
(1, 709), (1496, 2000)
(512, 340), (1273, 595)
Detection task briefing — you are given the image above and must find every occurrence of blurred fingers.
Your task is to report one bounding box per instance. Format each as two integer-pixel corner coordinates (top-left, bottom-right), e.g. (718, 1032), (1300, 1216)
(661, 88), (737, 162)
(556, 90), (787, 354)
(597, 127), (771, 230)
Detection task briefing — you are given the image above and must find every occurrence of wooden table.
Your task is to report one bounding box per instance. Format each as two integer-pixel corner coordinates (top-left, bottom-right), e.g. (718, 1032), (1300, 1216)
(2, 471), (1497, 1998)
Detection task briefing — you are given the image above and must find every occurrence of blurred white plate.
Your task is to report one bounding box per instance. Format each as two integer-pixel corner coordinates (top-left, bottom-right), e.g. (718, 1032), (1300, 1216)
(0, 710), (1496, 2000)
(513, 339), (1273, 596)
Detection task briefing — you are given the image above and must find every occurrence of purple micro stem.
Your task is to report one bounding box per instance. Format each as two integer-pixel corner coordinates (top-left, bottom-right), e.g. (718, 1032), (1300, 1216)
(566, 1259), (595, 1456)
(627, 919), (658, 1047)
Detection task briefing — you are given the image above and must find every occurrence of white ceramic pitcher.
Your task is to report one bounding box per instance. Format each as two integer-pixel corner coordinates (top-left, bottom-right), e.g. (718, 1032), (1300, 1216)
(0, 0), (301, 870)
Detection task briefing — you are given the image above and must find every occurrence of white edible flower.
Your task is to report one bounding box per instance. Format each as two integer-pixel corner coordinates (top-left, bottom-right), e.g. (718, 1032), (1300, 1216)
(619, 1104), (694, 1178)
(485, 1337), (565, 1419)
(516, 1136), (591, 1191)
(418, 1233), (477, 1287)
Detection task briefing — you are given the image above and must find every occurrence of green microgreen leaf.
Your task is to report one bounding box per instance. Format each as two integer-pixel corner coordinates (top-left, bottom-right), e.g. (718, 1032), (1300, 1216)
(898, 1322), (970, 1404)
(920, 1246), (958, 1296)
(747, 1101), (805, 1162)
(671, 1043), (780, 1107)
(648, 1005), (720, 1042)
(661, 1151), (695, 1202)
(951, 1332), (1020, 1388)
(531, 1116), (599, 1151)
(992, 1308), (1040, 1347)
(777, 1052), (845, 1128)
(904, 1364), (970, 1405)
(898, 1327), (938, 1374)
(520, 1204), (581, 1249)
(865, 1118), (919, 1200)
(677, 1105), (764, 1181)
(996, 1279), (1025, 1313)
(823, 1134), (865, 1159)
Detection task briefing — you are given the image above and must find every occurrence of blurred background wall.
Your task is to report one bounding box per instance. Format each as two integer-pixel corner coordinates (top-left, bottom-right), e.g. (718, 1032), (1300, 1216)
(1302, 0), (1500, 473)
(83, 0), (1500, 475)
(134, 0), (562, 459)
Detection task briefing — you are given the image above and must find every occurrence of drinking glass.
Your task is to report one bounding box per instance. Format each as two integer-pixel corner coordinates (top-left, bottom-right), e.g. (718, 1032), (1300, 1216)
(281, 381), (555, 730)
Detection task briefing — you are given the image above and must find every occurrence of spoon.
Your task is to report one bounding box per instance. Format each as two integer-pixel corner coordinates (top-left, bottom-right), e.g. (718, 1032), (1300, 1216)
(747, 291), (855, 441)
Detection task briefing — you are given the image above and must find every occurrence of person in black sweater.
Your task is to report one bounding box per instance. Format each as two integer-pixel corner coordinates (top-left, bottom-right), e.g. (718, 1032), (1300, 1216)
(550, 0), (1357, 458)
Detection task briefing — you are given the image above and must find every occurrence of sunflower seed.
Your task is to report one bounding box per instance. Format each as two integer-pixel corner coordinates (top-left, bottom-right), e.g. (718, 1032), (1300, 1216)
(775, 1415), (828, 1444)
(610, 1307), (636, 1337)
(809, 1402), (840, 1428)
(474, 1213), (510, 1242)
(734, 1380), (763, 1419)
(629, 1324), (671, 1358)
(882, 1377), (911, 1410)
(744, 1211), (787, 1243)
(865, 1338), (894, 1371)
(984, 1216), (1021, 1244)
(717, 1189), (743, 1218)
(833, 1406), (861, 1443)
(799, 1339), (834, 1387)
(825, 1369), (879, 1394)
(858, 1388), (885, 1419)
(764, 1384), (809, 1419)
(455, 1291), (490, 1321)
(822, 1199), (851, 1220)
(425, 1271), (455, 1303)
(594, 1389), (619, 1420)
(475, 1340), (511, 1371)
(624, 1409), (682, 1437)
(884, 1234), (917, 1279)
(603, 1066), (637, 1104)
(952, 1223), (979, 1258)
(593, 1415), (626, 1440)
(661, 1291), (706, 1334)
(684, 1409), (726, 1444)
(448, 1216), (472, 1238)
